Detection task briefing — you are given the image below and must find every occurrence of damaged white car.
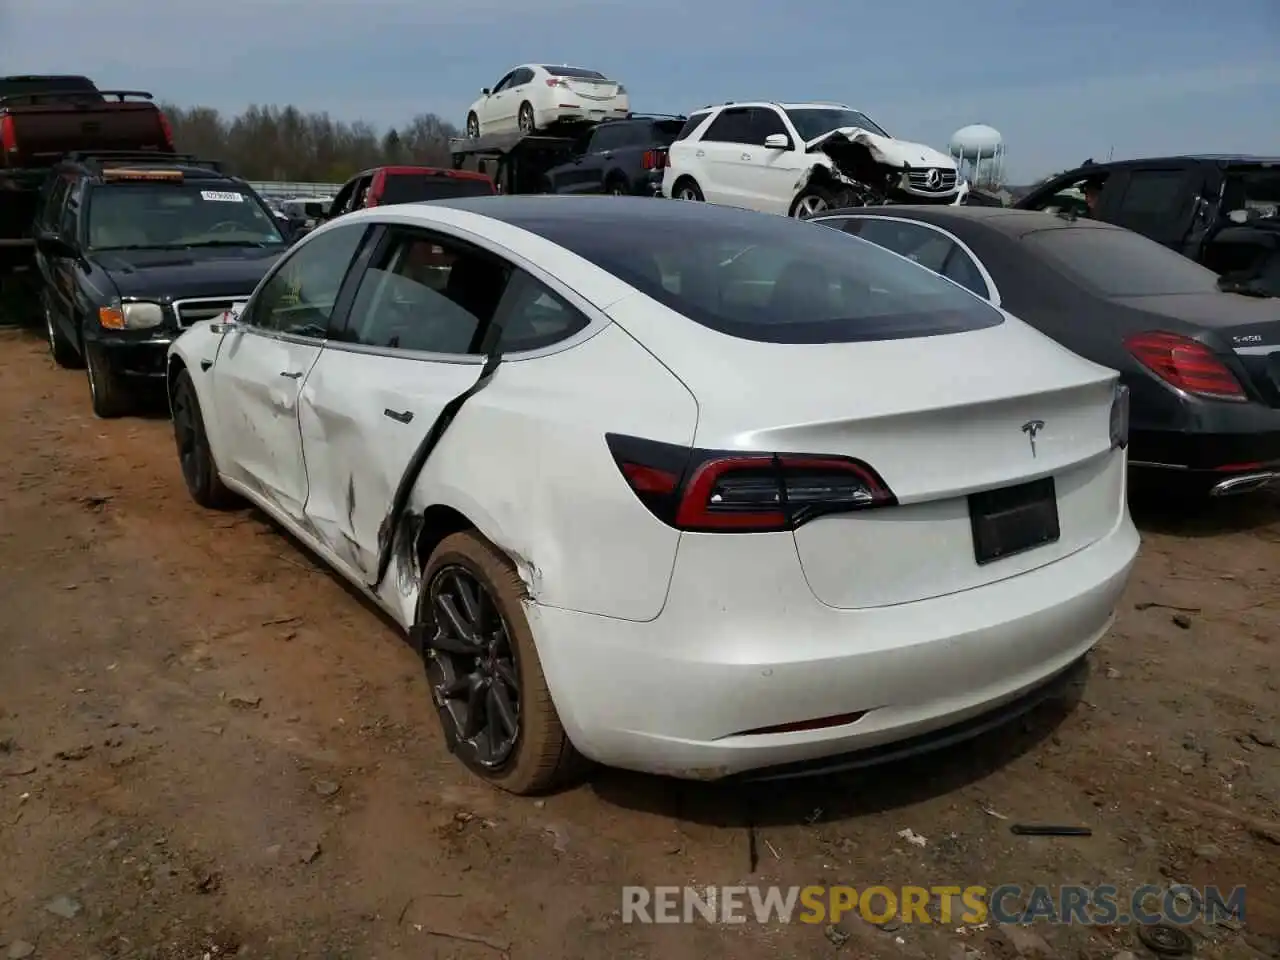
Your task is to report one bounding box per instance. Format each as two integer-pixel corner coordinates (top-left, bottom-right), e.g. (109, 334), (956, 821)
(166, 196), (1137, 795)
(663, 101), (966, 217)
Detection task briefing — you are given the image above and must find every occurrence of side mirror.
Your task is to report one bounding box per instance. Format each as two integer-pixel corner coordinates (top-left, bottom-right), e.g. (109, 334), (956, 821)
(481, 87), (490, 95)
(36, 231), (79, 259)
(764, 133), (791, 150)
(209, 304), (244, 333)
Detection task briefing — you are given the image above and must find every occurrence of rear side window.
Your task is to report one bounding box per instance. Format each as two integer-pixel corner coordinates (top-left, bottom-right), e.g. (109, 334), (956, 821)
(703, 108), (752, 144)
(380, 173), (494, 202)
(509, 207), (1004, 344)
(674, 113), (710, 141)
(1024, 226), (1221, 297)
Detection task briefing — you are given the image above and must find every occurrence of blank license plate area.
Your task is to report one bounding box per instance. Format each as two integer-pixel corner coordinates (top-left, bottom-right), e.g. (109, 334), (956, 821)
(968, 477), (1060, 565)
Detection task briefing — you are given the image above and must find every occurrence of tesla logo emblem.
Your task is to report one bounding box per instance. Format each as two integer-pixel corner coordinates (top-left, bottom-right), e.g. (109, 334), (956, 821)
(925, 169), (942, 189)
(1022, 419), (1045, 456)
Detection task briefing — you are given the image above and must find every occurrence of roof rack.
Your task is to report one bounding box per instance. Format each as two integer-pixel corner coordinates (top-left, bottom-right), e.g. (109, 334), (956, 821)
(63, 150), (223, 173)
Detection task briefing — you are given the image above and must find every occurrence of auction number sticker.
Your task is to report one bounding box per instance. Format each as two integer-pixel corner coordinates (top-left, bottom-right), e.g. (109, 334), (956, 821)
(201, 190), (245, 202)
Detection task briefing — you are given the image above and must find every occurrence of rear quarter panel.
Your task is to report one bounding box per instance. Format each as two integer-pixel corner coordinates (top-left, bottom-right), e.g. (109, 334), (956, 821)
(409, 322), (699, 622)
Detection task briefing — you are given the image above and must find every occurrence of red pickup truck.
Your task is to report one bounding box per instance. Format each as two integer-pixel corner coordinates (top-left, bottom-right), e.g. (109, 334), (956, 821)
(1, 75), (174, 277)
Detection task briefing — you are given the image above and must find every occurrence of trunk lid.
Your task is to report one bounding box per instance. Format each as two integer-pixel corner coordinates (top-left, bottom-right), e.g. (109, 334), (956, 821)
(1118, 292), (1280, 406)
(606, 295), (1124, 608)
(564, 77), (618, 101)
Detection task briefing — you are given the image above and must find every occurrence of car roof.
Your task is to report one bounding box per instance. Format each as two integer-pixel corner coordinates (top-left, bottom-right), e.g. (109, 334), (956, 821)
(1058, 154), (1280, 174)
(825, 205), (1125, 238)
(427, 193), (784, 230)
(692, 101), (855, 112)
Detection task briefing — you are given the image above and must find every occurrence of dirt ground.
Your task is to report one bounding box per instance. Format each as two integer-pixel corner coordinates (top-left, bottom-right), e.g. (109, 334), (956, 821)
(0, 324), (1277, 960)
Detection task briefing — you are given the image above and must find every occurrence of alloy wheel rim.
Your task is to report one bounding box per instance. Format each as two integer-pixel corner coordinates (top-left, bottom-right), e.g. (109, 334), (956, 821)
(45, 305), (56, 355)
(467, 117), (478, 138)
(796, 195), (826, 217)
(519, 107), (533, 133)
(173, 390), (201, 489)
(424, 565), (521, 769)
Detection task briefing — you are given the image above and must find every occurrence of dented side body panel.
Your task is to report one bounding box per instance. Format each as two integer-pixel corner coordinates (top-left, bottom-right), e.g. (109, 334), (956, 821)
(388, 322), (699, 623)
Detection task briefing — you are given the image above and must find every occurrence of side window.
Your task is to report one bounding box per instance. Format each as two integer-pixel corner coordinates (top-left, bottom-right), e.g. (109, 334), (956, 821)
(941, 247), (989, 299)
(492, 270), (590, 353)
(60, 181), (83, 240)
(248, 223), (367, 337)
(747, 107), (788, 145)
(329, 180), (355, 217)
(854, 219), (954, 272)
(343, 231), (511, 354)
(1024, 176), (1094, 216)
(1115, 170), (1188, 227)
(491, 72), (514, 93)
(511, 68), (534, 86)
(589, 124), (625, 152)
(674, 113), (709, 141)
(351, 176), (372, 210)
(702, 108), (752, 145)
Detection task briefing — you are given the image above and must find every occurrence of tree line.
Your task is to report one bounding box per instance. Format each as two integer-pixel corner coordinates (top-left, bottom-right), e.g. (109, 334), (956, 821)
(159, 104), (462, 184)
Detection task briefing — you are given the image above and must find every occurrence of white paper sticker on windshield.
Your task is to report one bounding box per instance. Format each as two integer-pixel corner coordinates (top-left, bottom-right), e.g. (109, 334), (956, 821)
(201, 190), (244, 202)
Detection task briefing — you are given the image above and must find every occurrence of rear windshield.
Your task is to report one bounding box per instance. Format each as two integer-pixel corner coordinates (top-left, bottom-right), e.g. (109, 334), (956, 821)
(650, 119), (686, 143)
(541, 66), (607, 80)
(1024, 226), (1221, 297)
(0, 76), (99, 101)
(511, 208), (1003, 343)
(380, 173), (494, 203)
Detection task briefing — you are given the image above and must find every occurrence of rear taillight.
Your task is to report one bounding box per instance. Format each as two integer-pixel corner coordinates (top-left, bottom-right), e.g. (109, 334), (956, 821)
(641, 150), (667, 170)
(1124, 331), (1246, 401)
(546, 78), (568, 87)
(157, 111), (174, 149)
(606, 433), (896, 533)
(0, 115), (17, 154)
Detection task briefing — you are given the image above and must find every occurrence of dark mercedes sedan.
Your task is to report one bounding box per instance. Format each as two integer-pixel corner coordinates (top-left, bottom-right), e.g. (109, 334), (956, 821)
(812, 206), (1280, 496)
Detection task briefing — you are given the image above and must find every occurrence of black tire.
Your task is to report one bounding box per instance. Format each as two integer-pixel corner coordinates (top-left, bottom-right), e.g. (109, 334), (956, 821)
(84, 342), (133, 418)
(171, 368), (238, 509)
(605, 177), (628, 196)
(518, 102), (536, 134)
(790, 183), (841, 218)
(42, 291), (83, 369)
(466, 113), (479, 139)
(672, 177), (703, 201)
(419, 531), (584, 795)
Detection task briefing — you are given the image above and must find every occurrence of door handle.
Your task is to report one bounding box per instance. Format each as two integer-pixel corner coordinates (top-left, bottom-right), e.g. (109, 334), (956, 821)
(383, 408), (414, 424)
(695, 150), (705, 157)
(740, 153), (752, 161)
(279, 370), (303, 379)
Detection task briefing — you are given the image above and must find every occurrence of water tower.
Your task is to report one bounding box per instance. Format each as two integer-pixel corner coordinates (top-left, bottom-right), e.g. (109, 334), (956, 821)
(949, 124), (1005, 189)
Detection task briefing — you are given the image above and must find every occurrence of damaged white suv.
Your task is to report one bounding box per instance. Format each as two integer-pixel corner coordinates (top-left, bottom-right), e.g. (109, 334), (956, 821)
(663, 101), (966, 217)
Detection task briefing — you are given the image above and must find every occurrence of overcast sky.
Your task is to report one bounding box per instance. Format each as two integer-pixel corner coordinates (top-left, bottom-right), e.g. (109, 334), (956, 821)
(2, 0), (1276, 182)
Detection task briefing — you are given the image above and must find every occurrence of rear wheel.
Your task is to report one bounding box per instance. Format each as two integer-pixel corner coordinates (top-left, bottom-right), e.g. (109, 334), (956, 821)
(171, 368), (237, 509)
(42, 292), (82, 368)
(605, 177), (628, 196)
(518, 102), (536, 134)
(419, 531), (583, 795)
(84, 342), (133, 418)
(673, 177), (703, 201)
(466, 113), (479, 138)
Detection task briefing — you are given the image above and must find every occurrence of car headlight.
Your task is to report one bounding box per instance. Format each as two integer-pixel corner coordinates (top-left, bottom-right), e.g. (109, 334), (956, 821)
(122, 301), (165, 329)
(1110, 381), (1130, 450)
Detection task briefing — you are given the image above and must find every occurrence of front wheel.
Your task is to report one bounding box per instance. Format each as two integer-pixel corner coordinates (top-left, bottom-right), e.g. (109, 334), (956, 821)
(466, 113), (479, 138)
(419, 531), (583, 795)
(518, 102), (536, 135)
(84, 342), (133, 418)
(791, 184), (840, 218)
(171, 368), (237, 509)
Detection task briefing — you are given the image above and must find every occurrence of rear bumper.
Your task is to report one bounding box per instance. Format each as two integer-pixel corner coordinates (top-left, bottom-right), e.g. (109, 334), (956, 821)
(528, 509), (1139, 780)
(1129, 411), (1280, 473)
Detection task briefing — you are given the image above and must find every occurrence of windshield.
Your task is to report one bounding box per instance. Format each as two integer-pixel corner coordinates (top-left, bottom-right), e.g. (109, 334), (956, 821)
(1024, 226), (1221, 297)
(87, 183), (285, 250)
(506, 205), (1003, 343)
(381, 173), (494, 202)
(542, 66), (608, 80)
(784, 108), (889, 141)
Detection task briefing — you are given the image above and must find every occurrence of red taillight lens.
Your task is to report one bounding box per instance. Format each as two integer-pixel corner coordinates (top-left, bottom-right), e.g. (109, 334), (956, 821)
(0, 115), (17, 154)
(157, 111), (174, 149)
(1124, 331), (1246, 401)
(545, 78), (568, 87)
(641, 150), (667, 170)
(606, 434), (896, 533)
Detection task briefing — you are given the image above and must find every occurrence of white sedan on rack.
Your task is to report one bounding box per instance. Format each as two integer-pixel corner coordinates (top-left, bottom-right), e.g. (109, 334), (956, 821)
(166, 196), (1138, 794)
(464, 63), (629, 138)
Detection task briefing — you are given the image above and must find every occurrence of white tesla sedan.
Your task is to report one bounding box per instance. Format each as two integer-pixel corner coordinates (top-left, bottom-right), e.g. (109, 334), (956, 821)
(165, 196), (1139, 794)
(464, 64), (629, 138)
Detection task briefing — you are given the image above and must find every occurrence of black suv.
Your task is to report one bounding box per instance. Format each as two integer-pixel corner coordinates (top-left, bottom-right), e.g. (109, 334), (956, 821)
(33, 151), (289, 416)
(1016, 155), (1280, 296)
(544, 116), (685, 196)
